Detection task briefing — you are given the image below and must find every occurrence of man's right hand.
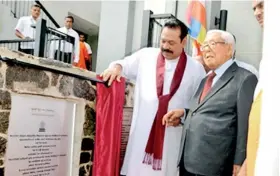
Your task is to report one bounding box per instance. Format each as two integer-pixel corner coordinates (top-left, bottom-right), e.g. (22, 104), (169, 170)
(162, 109), (185, 127)
(100, 64), (122, 86)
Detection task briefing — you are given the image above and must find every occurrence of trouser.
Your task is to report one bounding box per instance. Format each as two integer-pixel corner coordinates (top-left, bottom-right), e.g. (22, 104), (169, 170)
(54, 50), (72, 63)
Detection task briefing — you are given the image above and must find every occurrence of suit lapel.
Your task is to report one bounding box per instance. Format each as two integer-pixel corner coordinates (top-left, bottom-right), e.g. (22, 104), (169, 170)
(193, 62), (238, 112)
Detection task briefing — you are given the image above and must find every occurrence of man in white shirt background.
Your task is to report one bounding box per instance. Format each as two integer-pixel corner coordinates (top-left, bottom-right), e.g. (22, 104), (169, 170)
(49, 16), (80, 64)
(80, 33), (92, 70)
(15, 4), (41, 55)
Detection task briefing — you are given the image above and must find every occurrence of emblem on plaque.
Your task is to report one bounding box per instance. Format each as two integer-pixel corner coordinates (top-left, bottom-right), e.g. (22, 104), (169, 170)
(39, 121), (46, 132)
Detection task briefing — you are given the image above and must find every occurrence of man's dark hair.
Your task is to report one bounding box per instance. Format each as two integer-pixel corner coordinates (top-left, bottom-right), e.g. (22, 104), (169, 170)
(32, 4), (41, 9)
(163, 19), (188, 41)
(65, 15), (74, 23)
(79, 33), (87, 40)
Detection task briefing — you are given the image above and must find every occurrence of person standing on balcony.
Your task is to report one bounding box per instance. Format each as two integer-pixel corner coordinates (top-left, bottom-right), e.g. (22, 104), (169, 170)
(15, 4), (41, 55)
(76, 35), (89, 70)
(49, 16), (80, 64)
(79, 34), (92, 70)
(101, 19), (206, 176)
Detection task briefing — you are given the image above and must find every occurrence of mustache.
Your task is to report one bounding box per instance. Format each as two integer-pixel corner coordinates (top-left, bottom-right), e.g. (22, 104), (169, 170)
(161, 48), (173, 54)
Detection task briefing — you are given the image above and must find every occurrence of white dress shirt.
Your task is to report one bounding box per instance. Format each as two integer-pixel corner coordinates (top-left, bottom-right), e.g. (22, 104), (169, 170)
(15, 16), (37, 49)
(49, 27), (80, 63)
(210, 59), (234, 87)
(84, 42), (92, 55)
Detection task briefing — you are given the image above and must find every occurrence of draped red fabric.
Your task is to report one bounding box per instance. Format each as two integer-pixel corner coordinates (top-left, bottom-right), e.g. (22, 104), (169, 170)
(93, 76), (126, 176)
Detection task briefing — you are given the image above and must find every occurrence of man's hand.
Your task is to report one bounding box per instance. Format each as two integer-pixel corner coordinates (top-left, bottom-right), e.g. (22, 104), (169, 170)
(100, 64), (122, 86)
(233, 165), (241, 176)
(237, 160), (247, 176)
(162, 109), (185, 127)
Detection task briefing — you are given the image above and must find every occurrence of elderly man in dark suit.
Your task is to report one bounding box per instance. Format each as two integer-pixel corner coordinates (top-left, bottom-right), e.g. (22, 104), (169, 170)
(162, 30), (258, 176)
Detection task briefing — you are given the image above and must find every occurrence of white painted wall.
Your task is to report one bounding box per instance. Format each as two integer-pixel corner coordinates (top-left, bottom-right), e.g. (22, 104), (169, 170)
(96, 1), (135, 73)
(221, 1), (263, 69)
(0, 4), (19, 40)
(144, 0), (166, 13)
(87, 34), (99, 72)
(132, 1), (145, 52)
(40, 1), (101, 28)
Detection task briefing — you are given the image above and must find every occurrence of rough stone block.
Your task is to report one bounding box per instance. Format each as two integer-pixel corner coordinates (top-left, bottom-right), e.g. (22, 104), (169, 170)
(51, 73), (60, 86)
(0, 72), (3, 88)
(6, 65), (49, 90)
(80, 152), (91, 164)
(86, 164), (92, 176)
(79, 166), (86, 176)
(81, 138), (94, 151)
(59, 76), (73, 96)
(0, 112), (9, 134)
(91, 143), (94, 161)
(83, 105), (95, 136)
(73, 79), (95, 101)
(0, 158), (3, 167)
(0, 90), (11, 110)
(0, 168), (3, 176)
(0, 137), (7, 158)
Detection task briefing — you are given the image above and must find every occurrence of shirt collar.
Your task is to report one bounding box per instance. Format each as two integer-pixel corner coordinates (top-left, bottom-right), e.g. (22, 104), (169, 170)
(30, 16), (38, 22)
(208, 58), (234, 76)
(64, 26), (73, 32)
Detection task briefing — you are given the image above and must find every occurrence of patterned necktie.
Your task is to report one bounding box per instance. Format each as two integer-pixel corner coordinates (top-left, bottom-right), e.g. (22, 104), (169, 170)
(199, 71), (216, 102)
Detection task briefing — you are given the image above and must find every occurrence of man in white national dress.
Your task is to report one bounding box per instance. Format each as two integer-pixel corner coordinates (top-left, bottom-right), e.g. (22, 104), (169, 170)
(101, 19), (206, 176)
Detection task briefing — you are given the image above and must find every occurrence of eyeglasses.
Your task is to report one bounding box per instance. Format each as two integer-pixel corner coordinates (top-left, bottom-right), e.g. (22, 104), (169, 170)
(200, 41), (226, 51)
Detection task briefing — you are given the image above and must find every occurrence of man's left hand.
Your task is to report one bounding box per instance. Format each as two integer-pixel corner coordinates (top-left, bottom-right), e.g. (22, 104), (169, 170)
(233, 165), (241, 176)
(162, 109), (184, 127)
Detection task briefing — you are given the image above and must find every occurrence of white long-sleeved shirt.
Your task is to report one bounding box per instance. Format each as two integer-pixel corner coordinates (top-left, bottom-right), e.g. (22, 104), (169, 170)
(49, 27), (80, 63)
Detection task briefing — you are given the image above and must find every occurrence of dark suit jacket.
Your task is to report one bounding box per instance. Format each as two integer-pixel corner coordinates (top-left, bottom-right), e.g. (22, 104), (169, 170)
(178, 62), (258, 176)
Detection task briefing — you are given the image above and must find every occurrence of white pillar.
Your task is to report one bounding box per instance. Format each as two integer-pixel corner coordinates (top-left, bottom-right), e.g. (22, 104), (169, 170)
(96, 1), (135, 73)
(144, 0), (166, 13)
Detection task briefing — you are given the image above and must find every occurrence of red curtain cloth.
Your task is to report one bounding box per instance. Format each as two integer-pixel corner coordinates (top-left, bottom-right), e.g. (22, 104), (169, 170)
(93, 76), (126, 176)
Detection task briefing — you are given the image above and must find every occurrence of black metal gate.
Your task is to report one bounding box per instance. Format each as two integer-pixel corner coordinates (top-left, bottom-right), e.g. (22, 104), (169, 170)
(143, 10), (177, 47)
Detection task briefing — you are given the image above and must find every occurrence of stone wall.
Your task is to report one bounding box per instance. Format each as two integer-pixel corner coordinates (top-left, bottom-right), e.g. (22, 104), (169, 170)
(0, 48), (98, 176)
(0, 47), (134, 176)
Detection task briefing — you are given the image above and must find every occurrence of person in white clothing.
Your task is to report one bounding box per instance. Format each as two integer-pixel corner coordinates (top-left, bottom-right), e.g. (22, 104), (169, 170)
(15, 4), (41, 55)
(49, 16), (80, 64)
(101, 19), (206, 176)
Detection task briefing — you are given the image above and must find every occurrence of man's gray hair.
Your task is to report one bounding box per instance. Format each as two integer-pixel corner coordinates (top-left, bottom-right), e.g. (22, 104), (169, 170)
(207, 29), (235, 55)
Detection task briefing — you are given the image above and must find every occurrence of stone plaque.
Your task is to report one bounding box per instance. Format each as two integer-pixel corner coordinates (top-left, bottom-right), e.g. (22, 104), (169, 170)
(5, 94), (76, 176)
(120, 107), (133, 165)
